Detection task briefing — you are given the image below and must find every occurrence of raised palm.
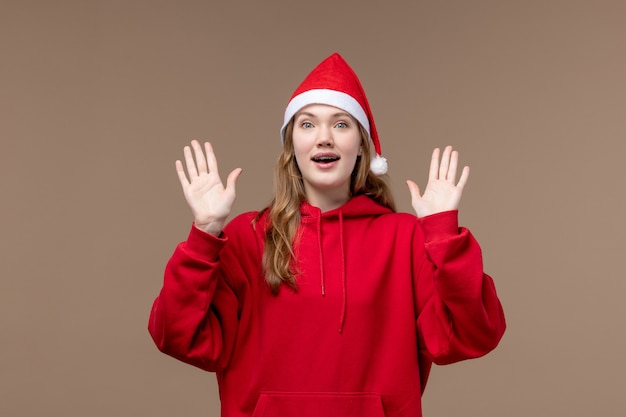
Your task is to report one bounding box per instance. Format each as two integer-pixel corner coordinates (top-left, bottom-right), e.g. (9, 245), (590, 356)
(406, 146), (469, 218)
(175, 140), (242, 235)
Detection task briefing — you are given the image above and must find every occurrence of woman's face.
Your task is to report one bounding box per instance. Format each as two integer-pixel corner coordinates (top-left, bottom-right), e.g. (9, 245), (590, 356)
(292, 104), (362, 207)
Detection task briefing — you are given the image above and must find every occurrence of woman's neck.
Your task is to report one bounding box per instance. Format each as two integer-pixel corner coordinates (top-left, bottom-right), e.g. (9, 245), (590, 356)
(304, 186), (351, 212)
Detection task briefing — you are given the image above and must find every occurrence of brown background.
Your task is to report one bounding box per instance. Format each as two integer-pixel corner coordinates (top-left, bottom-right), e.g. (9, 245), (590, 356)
(1, 0), (625, 416)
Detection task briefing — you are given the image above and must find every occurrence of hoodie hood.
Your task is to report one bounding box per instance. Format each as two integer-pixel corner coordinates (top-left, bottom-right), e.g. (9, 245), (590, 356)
(299, 194), (393, 220)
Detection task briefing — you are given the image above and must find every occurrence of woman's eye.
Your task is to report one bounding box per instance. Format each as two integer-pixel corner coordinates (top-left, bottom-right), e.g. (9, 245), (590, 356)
(301, 122), (313, 128)
(335, 122), (348, 128)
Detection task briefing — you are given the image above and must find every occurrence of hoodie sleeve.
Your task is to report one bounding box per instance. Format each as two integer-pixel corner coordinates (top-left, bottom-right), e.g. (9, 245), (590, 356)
(147, 222), (243, 372)
(414, 210), (506, 365)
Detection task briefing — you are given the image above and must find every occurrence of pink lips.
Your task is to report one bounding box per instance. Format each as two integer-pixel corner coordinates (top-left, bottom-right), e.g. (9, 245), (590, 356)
(311, 152), (340, 169)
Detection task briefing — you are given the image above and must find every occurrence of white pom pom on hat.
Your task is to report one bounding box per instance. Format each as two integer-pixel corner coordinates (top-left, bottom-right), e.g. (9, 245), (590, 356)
(280, 52), (388, 176)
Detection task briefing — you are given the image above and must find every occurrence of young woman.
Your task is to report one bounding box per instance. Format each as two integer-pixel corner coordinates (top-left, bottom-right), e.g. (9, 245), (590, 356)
(149, 53), (505, 417)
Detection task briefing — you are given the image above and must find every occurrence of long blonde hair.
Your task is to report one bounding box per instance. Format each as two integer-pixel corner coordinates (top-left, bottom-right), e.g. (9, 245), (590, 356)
(258, 120), (396, 293)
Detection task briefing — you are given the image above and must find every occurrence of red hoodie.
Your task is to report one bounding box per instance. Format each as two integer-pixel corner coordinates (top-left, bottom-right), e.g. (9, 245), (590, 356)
(149, 195), (505, 417)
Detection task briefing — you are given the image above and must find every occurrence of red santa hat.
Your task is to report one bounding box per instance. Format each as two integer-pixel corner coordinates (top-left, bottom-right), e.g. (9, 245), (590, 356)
(280, 52), (388, 175)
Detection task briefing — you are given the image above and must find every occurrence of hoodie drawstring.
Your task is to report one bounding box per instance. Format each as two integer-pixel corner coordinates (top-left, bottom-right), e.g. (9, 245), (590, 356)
(314, 208), (347, 333)
(338, 211), (347, 334)
(317, 215), (325, 296)
(302, 196), (391, 335)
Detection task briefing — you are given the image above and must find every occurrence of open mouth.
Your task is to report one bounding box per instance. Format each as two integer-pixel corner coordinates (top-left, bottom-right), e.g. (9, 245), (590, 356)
(311, 155), (340, 163)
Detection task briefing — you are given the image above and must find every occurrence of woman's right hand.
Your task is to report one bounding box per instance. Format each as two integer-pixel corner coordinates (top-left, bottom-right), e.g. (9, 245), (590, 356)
(175, 140), (242, 236)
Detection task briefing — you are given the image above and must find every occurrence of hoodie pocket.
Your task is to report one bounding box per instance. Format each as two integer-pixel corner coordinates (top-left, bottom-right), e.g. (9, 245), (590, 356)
(251, 392), (386, 417)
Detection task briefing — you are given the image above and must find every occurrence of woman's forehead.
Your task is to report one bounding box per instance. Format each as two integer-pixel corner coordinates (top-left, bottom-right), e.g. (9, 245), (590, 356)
(295, 104), (356, 119)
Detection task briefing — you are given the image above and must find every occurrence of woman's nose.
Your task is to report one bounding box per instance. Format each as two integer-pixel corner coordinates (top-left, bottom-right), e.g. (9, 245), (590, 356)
(316, 126), (334, 147)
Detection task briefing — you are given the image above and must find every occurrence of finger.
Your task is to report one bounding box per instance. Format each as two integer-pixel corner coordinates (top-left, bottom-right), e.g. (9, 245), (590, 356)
(406, 180), (421, 201)
(226, 168), (243, 192)
(457, 165), (470, 190)
(204, 142), (220, 175)
(183, 145), (198, 179)
(175, 160), (190, 186)
(428, 148), (440, 181)
(439, 145), (452, 180)
(447, 149), (459, 182)
(191, 140), (208, 174)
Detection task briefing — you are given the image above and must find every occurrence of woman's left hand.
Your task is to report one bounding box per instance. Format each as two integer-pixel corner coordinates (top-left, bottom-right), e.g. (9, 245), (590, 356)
(406, 146), (470, 218)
